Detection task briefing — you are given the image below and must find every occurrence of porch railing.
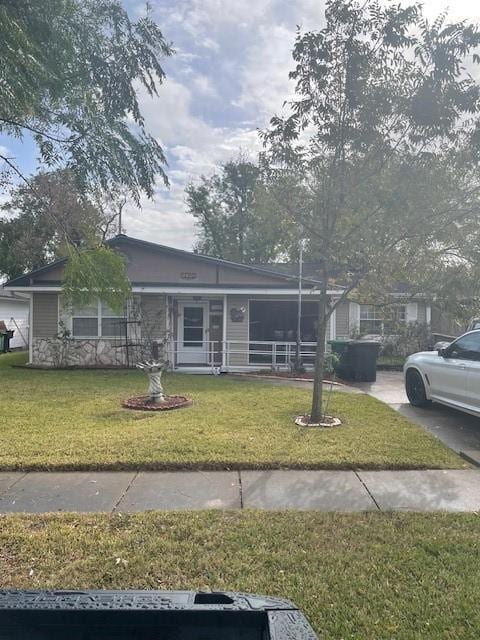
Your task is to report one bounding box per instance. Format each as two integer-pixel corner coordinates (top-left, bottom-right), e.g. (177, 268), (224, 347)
(170, 340), (318, 370)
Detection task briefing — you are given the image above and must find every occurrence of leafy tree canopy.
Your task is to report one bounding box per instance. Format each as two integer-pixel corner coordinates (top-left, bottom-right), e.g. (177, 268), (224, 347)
(0, 169), (122, 281)
(186, 156), (299, 263)
(0, 0), (172, 203)
(262, 0), (480, 420)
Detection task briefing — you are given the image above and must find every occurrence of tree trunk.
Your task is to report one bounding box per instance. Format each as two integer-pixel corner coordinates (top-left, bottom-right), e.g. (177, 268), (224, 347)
(310, 292), (328, 423)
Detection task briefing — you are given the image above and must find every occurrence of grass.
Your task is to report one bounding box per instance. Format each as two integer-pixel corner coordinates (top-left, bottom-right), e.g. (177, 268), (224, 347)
(0, 351), (464, 470)
(0, 510), (479, 639)
(0, 350), (28, 368)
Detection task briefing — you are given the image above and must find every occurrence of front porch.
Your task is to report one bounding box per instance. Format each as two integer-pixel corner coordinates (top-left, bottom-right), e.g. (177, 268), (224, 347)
(169, 295), (334, 373)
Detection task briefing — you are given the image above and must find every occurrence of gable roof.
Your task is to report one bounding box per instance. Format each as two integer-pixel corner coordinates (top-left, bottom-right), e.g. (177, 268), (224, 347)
(5, 234), (344, 291)
(107, 235), (325, 285)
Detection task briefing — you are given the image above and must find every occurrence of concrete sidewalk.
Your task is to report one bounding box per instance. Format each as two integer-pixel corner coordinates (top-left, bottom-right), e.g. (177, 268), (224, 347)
(0, 469), (479, 514)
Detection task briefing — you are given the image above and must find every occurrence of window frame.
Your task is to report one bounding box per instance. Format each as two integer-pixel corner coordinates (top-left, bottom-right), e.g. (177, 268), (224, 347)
(359, 304), (407, 336)
(71, 300), (125, 339)
(359, 305), (383, 335)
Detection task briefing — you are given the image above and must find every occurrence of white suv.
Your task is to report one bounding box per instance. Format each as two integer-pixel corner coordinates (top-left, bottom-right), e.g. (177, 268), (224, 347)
(404, 330), (480, 417)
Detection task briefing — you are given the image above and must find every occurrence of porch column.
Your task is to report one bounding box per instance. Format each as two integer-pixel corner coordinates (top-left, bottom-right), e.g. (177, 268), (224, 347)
(349, 302), (361, 333)
(28, 293), (33, 364)
(426, 304), (431, 325)
(165, 296), (175, 366)
(222, 294), (227, 369)
(329, 308), (336, 341)
(406, 302), (418, 324)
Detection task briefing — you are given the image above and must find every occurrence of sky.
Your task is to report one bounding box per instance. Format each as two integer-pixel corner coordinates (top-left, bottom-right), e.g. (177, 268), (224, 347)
(1, 0), (479, 250)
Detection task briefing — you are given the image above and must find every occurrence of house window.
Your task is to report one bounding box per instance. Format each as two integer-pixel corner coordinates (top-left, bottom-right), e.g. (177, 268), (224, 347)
(396, 305), (407, 324)
(101, 301), (126, 337)
(359, 304), (406, 335)
(72, 301), (125, 338)
(72, 303), (99, 338)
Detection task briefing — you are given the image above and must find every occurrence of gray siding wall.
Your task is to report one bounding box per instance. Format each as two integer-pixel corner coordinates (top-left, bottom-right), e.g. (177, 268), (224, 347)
(218, 266), (291, 285)
(140, 294), (167, 340)
(335, 300), (350, 338)
(226, 296), (249, 366)
(32, 293), (58, 338)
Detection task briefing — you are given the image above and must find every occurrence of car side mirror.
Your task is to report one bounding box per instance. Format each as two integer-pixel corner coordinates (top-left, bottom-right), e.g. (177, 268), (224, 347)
(438, 347), (450, 357)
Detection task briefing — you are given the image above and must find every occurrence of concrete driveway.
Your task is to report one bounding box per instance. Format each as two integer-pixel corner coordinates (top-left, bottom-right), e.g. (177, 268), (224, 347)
(350, 371), (480, 464)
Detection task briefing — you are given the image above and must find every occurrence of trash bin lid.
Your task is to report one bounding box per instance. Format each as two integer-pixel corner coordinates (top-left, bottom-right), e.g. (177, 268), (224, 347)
(0, 590), (319, 640)
(350, 340), (382, 352)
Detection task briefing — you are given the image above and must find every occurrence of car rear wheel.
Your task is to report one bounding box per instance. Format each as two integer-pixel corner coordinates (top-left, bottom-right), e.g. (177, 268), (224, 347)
(406, 369), (430, 407)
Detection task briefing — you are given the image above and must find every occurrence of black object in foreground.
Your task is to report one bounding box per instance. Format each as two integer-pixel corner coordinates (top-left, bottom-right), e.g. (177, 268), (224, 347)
(0, 590), (318, 639)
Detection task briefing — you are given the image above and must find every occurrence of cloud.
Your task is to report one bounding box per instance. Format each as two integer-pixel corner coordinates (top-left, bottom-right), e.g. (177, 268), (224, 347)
(232, 23), (296, 119)
(124, 74), (262, 248)
(233, 0), (328, 119)
(121, 1), (330, 249)
(124, 191), (195, 250)
(192, 74), (218, 97)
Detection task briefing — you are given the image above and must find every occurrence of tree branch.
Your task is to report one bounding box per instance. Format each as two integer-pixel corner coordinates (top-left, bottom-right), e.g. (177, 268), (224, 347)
(0, 118), (74, 144)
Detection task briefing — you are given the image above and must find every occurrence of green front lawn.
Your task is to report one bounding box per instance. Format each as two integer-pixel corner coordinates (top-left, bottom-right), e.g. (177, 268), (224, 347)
(0, 354), (464, 470)
(0, 511), (479, 639)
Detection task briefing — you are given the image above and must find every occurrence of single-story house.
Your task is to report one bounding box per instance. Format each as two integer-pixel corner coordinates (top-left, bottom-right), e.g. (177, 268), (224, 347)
(0, 288), (29, 350)
(4, 234), (432, 370)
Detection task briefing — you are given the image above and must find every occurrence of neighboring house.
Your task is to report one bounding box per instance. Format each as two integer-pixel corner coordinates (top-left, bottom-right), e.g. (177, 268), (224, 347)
(0, 288), (29, 350)
(4, 234), (432, 370)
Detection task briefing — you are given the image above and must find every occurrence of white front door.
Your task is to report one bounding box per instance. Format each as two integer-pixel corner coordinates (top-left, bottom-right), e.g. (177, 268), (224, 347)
(176, 302), (209, 365)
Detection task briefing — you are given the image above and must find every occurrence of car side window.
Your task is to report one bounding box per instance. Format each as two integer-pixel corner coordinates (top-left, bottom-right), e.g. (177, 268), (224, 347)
(448, 333), (480, 361)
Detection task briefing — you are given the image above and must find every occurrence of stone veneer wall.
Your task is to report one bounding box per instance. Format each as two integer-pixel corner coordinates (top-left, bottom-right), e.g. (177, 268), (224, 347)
(32, 337), (127, 367)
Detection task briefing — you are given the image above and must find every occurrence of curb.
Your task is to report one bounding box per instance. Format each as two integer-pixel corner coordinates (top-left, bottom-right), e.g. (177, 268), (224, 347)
(459, 450), (480, 468)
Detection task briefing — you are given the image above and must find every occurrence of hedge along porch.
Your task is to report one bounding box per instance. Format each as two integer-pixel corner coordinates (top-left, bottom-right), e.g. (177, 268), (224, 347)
(6, 235), (346, 371)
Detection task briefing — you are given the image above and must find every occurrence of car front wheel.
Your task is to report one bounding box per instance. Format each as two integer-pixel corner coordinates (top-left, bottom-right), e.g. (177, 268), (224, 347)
(405, 369), (430, 407)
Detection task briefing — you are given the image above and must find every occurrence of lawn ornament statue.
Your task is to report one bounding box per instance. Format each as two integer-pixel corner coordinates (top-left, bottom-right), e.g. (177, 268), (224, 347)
(136, 360), (167, 404)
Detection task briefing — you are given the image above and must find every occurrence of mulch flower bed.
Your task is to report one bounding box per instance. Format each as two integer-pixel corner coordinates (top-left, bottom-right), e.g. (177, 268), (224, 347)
(294, 414), (342, 428)
(122, 395), (193, 411)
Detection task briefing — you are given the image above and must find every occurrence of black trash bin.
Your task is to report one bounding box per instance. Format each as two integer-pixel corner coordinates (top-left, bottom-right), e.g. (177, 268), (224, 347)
(0, 321), (14, 353)
(347, 340), (382, 382)
(0, 590), (318, 639)
(3, 329), (14, 352)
